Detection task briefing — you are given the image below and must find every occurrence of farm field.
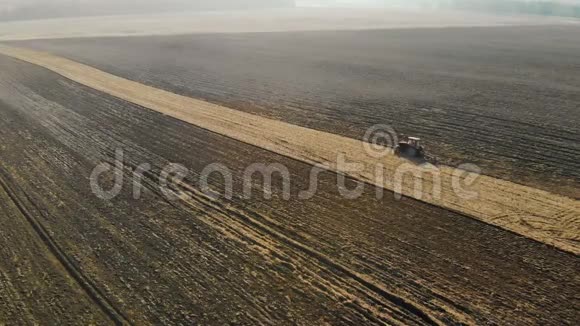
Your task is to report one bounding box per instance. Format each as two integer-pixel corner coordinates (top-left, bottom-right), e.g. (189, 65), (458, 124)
(1, 50), (579, 325)
(13, 25), (580, 198)
(0, 44), (577, 254)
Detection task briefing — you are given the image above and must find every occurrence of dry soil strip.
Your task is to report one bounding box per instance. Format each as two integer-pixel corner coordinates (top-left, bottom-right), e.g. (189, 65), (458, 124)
(0, 45), (578, 254)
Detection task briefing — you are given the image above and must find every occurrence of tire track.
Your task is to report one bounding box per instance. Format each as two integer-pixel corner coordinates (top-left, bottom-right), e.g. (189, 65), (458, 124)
(152, 168), (442, 325)
(0, 168), (130, 326)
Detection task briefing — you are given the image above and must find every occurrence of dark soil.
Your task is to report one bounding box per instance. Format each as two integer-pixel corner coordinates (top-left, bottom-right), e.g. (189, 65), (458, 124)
(0, 52), (578, 324)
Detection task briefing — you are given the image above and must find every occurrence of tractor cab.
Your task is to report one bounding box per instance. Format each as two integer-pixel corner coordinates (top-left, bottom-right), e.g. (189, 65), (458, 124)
(407, 137), (421, 148)
(395, 136), (425, 158)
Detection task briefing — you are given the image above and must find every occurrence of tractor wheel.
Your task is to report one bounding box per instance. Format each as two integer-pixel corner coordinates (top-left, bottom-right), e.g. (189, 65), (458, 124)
(394, 147), (401, 156)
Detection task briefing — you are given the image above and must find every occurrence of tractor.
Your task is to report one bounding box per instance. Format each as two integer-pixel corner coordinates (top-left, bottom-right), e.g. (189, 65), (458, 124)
(394, 136), (425, 159)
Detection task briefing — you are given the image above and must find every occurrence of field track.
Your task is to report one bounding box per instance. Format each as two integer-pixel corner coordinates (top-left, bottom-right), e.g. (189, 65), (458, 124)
(1, 45), (577, 254)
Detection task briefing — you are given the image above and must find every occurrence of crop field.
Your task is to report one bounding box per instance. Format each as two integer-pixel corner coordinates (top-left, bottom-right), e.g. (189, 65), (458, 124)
(0, 51), (578, 325)
(1, 44), (577, 254)
(0, 25), (579, 325)
(13, 26), (580, 198)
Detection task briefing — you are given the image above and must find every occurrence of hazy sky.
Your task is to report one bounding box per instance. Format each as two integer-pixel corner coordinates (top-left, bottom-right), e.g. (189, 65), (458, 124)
(2, 0), (580, 11)
(0, 0), (292, 15)
(1, 0), (579, 19)
(296, 0), (580, 6)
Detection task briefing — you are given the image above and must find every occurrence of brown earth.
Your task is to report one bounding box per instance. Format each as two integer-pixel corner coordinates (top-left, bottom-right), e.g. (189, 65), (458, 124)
(11, 26), (580, 199)
(0, 45), (577, 254)
(0, 182), (111, 324)
(0, 47), (579, 324)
